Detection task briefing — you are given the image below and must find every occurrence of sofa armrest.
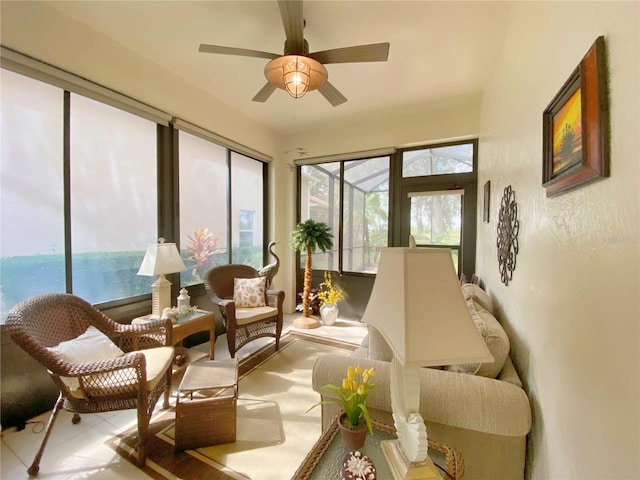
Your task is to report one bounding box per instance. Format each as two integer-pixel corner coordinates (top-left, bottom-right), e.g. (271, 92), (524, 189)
(312, 354), (531, 437)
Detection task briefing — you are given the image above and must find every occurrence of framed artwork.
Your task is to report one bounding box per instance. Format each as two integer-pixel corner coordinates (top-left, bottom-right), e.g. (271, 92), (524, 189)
(542, 36), (609, 197)
(483, 180), (491, 223)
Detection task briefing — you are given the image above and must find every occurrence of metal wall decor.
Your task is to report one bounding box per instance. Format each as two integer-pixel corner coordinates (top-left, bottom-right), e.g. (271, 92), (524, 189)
(496, 185), (519, 285)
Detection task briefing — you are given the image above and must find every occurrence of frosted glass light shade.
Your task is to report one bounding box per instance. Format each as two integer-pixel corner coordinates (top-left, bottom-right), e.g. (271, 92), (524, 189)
(264, 55), (328, 99)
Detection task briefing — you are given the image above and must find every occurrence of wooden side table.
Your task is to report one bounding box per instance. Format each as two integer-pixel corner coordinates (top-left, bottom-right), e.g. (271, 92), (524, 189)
(133, 309), (216, 360)
(292, 417), (464, 480)
(174, 358), (238, 451)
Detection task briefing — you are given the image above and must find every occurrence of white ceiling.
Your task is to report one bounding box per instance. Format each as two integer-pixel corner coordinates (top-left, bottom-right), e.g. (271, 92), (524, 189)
(45, 1), (511, 136)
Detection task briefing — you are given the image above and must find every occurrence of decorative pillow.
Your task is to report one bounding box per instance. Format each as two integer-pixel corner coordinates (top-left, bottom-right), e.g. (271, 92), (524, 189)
(48, 326), (124, 365)
(445, 299), (510, 378)
(233, 276), (267, 307)
(461, 283), (494, 313)
(48, 326), (125, 390)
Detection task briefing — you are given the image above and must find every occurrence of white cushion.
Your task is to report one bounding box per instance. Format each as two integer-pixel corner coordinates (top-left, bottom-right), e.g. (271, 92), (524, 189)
(67, 346), (174, 399)
(48, 326), (124, 365)
(233, 277), (267, 307)
(235, 306), (278, 325)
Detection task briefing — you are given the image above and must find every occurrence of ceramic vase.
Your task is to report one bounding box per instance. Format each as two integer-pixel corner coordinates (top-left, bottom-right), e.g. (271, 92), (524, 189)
(320, 303), (339, 326)
(338, 412), (367, 450)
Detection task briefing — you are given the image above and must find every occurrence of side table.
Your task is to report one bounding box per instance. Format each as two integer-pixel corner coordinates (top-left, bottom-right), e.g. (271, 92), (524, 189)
(292, 417), (464, 480)
(133, 309), (216, 360)
(174, 358), (238, 451)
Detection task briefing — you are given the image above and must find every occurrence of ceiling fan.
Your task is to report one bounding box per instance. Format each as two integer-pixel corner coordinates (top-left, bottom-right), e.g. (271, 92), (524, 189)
(198, 0), (390, 106)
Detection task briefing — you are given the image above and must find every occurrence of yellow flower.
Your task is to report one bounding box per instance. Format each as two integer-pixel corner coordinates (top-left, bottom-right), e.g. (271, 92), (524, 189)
(357, 384), (365, 395)
(355, 365), (362, 375)
(342, 378), (351, 390)
(317, 271), (344, 305)
(347, 365), (355, 381)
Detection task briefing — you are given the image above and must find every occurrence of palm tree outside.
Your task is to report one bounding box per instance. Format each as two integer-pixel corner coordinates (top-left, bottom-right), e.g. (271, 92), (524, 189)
(291, 219), (333, 329)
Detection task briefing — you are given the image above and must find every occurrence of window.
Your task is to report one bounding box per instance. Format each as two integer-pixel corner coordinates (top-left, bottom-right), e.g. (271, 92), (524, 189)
(178, 131), (228, 286)
(300, 163), (340, 271)
(299, 156), (390, 274)
(402, 143), (474, 177)
(1, 60), (270, 320)
(343, 157), (389, 273)
(231, 152), (264, 268)
(408, 190), (463, 271)
(238, 210), (255, 247)
(0, 70), (65, 319)
(69, 94), (157, 304)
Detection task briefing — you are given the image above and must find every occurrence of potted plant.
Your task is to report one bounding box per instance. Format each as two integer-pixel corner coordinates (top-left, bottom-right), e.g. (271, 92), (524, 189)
(317, 271), (344, 325)
(290, 219), (333, 329)
(307, 364), (376, 449)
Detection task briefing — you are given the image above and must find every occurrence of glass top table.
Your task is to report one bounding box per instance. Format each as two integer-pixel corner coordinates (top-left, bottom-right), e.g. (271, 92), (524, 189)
(292, 416), (464, 479)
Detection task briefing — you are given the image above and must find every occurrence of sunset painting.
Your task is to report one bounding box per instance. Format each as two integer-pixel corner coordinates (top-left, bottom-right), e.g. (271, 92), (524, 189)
(551, 87), (582, 175)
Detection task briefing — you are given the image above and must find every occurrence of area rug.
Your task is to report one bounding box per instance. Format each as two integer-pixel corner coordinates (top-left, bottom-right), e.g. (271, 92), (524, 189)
(107, 333), (355, 480)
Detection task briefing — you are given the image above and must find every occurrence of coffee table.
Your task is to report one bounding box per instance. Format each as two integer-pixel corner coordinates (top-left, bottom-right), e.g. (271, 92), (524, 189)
(292, 416), (464, 479)
(133, 309), (216, 360)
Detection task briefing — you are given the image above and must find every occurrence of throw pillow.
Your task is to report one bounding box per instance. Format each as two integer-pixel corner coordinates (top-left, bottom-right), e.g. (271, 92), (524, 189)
(48, 326), (125, 390)
(48, 326), (124, 365)
(445, 299), (510, 378)
(461, 283), (494, 313)
(233, 276), (267, 307)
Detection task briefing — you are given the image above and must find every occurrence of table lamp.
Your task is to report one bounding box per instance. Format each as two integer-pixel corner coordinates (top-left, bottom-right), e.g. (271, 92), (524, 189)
(137, 238), (187, 319)
(362, 247), (493, 479)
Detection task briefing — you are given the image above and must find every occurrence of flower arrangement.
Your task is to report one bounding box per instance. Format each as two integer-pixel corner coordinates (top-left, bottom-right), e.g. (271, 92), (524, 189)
(317, 271), (344, 305)
(307, 364), (376, 434)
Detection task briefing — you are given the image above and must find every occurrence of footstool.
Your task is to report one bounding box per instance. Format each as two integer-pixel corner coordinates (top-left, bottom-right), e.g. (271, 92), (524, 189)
(174, 357), (238, 451)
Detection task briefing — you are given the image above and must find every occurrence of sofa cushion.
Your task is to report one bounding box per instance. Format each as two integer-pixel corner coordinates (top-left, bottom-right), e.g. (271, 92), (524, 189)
(446, 299), (510, 378)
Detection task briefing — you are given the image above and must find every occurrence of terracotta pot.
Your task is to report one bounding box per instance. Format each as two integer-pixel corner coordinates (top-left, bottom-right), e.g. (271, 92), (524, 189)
(338, 411), (367, 450)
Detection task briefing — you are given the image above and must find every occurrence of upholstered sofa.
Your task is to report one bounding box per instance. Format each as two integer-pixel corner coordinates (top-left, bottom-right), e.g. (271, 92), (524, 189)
(312, 284), (532, 479)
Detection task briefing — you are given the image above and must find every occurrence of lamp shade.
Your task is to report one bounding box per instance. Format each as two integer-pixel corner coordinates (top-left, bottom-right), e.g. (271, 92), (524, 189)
(137, 240), (186, 276)
(362, 248), (493, 367)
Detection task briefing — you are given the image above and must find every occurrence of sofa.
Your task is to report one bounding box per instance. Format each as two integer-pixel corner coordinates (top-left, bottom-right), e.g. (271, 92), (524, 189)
(312, 283), (532, 479)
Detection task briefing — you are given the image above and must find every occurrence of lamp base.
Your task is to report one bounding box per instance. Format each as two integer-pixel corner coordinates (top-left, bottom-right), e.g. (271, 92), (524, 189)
(381, 440), (440, 480)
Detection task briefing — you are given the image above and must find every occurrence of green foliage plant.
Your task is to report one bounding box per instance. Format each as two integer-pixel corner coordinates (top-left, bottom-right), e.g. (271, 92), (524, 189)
(290, 220), (333, 318)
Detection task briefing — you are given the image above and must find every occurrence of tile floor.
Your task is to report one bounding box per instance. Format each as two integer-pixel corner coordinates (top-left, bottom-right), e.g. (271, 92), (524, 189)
(1, 314), (367, 479)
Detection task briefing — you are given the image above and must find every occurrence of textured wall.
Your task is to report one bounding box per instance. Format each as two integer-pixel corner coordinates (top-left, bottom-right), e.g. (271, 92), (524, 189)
(476, 2), (639, 478)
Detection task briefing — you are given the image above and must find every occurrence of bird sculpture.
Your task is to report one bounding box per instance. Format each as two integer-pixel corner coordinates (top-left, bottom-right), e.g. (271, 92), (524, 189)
(258, 241), (280, 288)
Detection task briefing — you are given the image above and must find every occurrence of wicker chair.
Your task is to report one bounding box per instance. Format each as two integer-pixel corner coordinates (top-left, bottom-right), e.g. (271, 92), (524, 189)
(204, 264), (285, 358)
(6, 293), (174, 475)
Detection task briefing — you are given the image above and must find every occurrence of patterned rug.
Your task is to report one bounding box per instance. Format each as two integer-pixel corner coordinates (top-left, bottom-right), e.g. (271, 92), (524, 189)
(106, 333), (355, 480)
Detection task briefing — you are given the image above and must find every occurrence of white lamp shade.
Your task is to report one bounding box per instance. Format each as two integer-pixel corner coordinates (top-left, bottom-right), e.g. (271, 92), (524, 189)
(362, 248), (493, 367)
(137, 241), (187, 276)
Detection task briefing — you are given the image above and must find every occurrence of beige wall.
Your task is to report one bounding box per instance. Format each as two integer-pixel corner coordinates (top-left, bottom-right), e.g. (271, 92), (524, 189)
(477, 2), (639, 478)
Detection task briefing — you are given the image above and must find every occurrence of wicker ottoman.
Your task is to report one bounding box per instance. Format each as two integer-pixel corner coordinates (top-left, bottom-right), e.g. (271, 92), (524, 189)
(175, 358), (238, 451)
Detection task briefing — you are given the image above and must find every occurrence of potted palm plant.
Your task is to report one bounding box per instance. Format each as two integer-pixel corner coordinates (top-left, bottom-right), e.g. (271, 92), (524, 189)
(291, 219), (333, 329)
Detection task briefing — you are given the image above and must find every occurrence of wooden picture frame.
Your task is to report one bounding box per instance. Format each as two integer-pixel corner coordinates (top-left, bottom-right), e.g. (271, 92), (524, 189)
(542, 36), (609, 197)
(483, 180), (490, 223)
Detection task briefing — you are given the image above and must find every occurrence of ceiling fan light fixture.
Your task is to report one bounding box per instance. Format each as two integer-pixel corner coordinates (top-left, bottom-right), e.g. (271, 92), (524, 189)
(265, 55), (327, 99)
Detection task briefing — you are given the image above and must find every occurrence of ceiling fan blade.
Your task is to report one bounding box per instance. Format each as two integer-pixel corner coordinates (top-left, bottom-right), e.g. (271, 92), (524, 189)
(309, 43), (390, 64)
(252, 83), (277, 103)
(199, 44), (279, 60)
(318, 82), (347, 107)
(278, 0), (304, 53)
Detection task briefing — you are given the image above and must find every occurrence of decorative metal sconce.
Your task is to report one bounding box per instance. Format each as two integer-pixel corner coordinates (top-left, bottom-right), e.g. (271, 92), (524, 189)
(496, 186), (519, 285)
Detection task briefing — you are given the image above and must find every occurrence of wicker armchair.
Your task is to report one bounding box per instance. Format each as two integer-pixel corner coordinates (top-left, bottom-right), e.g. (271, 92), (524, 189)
(204, 264), (284, 358)
(6, 293), (174, 475)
